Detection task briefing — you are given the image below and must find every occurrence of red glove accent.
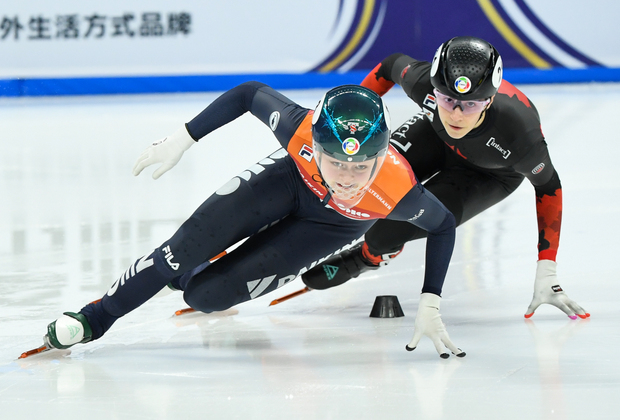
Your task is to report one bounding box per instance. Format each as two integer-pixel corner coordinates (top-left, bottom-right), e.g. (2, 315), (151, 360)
(536, 188), (562, 261)
(360, 63), (395, 96)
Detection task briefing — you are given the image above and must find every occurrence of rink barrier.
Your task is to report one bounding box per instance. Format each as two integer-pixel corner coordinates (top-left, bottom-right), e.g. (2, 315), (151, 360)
(1, 68), (619, 97)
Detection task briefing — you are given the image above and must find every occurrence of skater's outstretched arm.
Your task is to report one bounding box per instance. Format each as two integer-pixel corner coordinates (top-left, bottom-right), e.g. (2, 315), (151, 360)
(132, 81), (308, 180)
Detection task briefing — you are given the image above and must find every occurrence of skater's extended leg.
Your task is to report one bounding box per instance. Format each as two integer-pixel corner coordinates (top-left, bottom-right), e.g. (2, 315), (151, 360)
(46, 154), (298, 347)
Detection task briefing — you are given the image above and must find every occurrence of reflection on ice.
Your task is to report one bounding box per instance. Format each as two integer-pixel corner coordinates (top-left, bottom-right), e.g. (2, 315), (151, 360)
(1, 85), (620, 419)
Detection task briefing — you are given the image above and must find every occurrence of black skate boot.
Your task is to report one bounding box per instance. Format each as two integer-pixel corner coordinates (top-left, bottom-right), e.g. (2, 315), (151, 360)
(301, 244), (378, 290)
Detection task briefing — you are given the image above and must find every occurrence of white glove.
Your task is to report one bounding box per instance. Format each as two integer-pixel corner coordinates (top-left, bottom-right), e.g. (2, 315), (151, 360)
(132, 125), (196, 179)
(406, 293), (465, 359)
(525, 260), (589, 319)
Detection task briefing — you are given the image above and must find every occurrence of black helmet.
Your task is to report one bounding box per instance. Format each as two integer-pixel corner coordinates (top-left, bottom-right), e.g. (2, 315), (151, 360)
(430, 36), (503, 100)
(312, 85), (390, 163)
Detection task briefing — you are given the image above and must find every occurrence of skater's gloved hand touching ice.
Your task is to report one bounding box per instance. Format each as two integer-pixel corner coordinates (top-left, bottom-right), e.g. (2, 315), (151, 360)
(132, 125), (196, 179)
(525, 260), (589, 320)
(406, 293), (465, 359)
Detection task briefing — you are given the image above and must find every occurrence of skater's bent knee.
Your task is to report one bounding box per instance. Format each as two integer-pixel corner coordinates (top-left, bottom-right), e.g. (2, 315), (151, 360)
(183, 286), (236, 313)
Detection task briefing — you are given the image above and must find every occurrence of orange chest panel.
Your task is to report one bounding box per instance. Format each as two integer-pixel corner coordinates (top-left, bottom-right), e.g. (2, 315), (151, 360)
(287, 115), (417, 220)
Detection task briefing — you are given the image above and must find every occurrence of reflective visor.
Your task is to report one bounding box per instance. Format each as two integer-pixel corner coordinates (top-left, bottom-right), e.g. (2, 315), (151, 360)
(433, 89), (490, 115)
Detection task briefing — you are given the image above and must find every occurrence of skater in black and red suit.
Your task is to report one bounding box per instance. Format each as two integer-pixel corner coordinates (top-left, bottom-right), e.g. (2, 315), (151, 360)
(301, 36), (589, 320)
(33, 83), (464, 359)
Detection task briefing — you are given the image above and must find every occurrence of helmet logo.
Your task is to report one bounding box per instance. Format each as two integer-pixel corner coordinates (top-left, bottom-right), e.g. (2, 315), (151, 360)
(342, 138), (360, 156)
(454, 76), (471, 93)
(312, 94), (326, 125)
(492, 56), (503, 88)
(430, 43), (443, 77)
(345, 122), (359, 134)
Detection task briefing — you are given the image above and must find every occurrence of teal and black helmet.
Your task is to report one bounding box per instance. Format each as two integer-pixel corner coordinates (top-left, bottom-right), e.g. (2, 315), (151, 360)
(311, 85), (391, 162)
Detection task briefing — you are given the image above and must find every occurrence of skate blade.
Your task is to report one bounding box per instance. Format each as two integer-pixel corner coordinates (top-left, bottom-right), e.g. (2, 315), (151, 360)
(174, 307), (196, 316)
(269, 287), (311, 306)
(18, 345), (51, 359)
(172, 307), (239, 320)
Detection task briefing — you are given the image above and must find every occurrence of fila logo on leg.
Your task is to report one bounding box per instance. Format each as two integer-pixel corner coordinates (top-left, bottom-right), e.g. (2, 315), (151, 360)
(162, 245), (180, 270)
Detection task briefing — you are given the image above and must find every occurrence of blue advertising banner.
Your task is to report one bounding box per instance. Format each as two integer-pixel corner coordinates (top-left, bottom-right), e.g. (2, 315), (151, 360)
(319, 0), (610, 71)
(1, 0), (617, 96)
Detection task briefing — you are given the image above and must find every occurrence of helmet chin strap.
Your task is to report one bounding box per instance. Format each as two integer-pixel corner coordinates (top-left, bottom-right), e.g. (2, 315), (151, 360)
(366, 156), (380, 182)
(312, 153), (334, 204)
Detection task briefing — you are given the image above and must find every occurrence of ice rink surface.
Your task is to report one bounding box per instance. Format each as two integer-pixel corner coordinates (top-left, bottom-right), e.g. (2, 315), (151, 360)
(1, 83), (619, 419)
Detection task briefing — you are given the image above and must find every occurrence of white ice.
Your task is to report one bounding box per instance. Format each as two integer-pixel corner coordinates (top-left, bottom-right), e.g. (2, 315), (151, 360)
(1, 84), (619, 419)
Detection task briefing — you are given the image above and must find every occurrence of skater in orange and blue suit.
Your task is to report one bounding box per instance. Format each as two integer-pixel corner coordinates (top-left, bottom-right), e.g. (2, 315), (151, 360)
(35, 83), (464, 359)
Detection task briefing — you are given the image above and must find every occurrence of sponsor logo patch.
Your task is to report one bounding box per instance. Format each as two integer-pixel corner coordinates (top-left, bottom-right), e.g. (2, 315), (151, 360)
(401, 64), (411, 79)
(423, 93), (437, 110)
(269, 111), (280, 131)
(486, 137), (511, 159)
(532, 163), (545, 174)
(408, 208), (425, 221)
(162, 245), (180, 270)
(299, 144), (313, 162)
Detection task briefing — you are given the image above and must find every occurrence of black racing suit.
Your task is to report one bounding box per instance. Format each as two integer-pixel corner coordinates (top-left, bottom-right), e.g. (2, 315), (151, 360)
(360, 54), (562, 262)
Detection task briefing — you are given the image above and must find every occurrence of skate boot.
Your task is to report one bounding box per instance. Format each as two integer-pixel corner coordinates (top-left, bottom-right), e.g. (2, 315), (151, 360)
(44, 312), (93, 350)
(301, 244), (373, 290)
(302, 243), (404, 290)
